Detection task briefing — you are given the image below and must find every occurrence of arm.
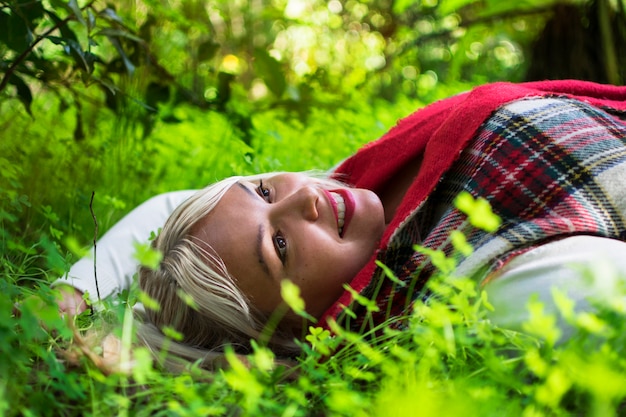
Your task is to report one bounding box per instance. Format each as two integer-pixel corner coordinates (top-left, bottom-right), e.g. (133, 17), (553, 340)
(53, 190), (197, 313)
(483, 235), (626, 342)
(54, 285), (89, 315)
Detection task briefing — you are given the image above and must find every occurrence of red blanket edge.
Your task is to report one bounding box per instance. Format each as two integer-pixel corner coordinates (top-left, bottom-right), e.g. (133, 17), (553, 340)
(321, 80), (626, 326)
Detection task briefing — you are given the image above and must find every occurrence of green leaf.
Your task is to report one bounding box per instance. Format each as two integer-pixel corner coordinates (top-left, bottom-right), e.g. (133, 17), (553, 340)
(522, 296), (561, 346)
(197, 40), (220, 62)
(414, 244), (457, 275)
(64, 236), (89, 258)
(524, 347), (548, 378)
(8, 74), (33, 115)
(551, 288), (575, 322)
(40, 235), (66, 275)
(46, 35), (64, 45)
(253, 48), (286, 97)
(99, 7), (124, 24)
(392, 0), (417, 14)
(0, 11), (31, 51)
(45, 10), (78, 41)
(99, 80), (119, 112)
(176, 289), (199, 310)
(343, 284), (380, 313)
(16, 0), (46, 21)
(145, 82), (170, 111)
(454, 191), (501, 232)
(281, 280), (316, 321)
(67, 0), (87, 28)
(94, 28), (144, 43)
(21, 295), (63, 327)
(106, 35), (135, 75)
(216, 71), (233, 105)
(450, 230), (473, 256)
(64, 39), (90, 72)
(133, 242), (163, 270)
(87, 9), (96, 31)
(250, 340), (275, 372)
(223, 346), (265, 403)
(161, 325), (184, 341)
(438, 0), (479, 16)
(83, 51), (100, 73)
(375, 260), (406, 286)
(47, 0), (87, 30)
(281, 279), (305, 313)
(575, 312), (610, 335)
(305, 326), (332, 355)
(138, 291), (161, 312)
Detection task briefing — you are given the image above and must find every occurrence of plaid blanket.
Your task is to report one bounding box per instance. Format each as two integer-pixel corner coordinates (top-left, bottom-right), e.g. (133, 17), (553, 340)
(322, 81), (626, 325)
(332, 96), (626, 331)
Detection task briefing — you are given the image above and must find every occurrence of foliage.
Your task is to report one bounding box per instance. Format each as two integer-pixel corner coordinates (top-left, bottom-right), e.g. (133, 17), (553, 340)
(4, 226), (626, 416)
(2, 0), (624, 239)
(2, 0), (626, 415)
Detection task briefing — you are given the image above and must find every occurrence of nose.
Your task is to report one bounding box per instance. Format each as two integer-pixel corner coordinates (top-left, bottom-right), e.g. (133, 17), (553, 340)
(278, 186), (319, 221)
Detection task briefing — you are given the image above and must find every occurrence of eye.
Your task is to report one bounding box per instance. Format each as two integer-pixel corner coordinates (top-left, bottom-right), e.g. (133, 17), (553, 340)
(257, 180), (271, 202)
(273, 232), (287, 264)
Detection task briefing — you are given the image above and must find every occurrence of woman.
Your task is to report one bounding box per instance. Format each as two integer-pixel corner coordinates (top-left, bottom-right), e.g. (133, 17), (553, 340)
(55, 80), (626, 364)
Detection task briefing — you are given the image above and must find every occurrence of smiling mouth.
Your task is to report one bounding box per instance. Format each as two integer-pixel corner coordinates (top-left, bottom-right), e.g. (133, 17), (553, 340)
(330, 192), (346, 236)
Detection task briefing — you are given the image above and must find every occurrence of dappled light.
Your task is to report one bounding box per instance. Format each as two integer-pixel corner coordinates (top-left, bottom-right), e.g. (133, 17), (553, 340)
(2, 0), (626, 415)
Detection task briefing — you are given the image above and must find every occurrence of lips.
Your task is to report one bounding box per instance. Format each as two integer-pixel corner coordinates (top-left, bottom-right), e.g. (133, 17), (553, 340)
(324, 189), (355, 237)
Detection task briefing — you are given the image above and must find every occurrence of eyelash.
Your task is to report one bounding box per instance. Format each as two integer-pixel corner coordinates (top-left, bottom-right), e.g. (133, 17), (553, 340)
(257, 180), (287, 264)
(273, 233), (287, 264)
(257, 180), (271, 201)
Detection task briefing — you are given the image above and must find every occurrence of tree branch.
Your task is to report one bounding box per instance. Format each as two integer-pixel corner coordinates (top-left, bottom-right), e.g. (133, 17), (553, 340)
(89, 191), (101, 302)
(0, 0), (97, 93)
(398, 5), (555, 56)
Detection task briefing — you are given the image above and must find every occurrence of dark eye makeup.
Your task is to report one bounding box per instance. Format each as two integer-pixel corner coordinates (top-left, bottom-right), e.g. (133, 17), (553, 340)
(257, 180), (271, 201)
(256, 179), (287, 265)
(273, 233), (287, 264)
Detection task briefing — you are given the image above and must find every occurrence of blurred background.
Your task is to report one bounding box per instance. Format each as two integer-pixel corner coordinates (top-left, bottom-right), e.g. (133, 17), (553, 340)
(1, 0), (625, 274)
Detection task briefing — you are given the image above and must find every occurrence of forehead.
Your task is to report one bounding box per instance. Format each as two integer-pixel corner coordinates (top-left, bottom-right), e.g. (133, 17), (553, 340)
(191, 182), (257, 270)
(191, 182), (283, 312)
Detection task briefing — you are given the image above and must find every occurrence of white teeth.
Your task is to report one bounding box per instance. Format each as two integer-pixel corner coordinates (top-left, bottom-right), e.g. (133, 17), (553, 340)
(331, 192), (346, 235)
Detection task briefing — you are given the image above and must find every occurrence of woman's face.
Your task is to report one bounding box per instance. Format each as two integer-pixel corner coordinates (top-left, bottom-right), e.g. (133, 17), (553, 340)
(192, 173), (385, 318)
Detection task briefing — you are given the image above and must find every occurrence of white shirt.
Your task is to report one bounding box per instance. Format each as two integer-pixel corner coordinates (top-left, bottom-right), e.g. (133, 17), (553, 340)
(53, 190), (196, 303)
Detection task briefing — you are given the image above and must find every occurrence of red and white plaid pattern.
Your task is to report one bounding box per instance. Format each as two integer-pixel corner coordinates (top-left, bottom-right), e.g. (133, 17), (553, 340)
(336, 97), (626, 331)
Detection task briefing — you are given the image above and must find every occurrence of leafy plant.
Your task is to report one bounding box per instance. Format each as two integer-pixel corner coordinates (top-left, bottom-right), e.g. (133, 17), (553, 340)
(3, 0), (626, 415)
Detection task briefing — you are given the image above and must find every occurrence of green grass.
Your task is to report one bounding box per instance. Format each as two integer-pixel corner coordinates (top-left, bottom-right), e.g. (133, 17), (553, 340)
(5, 253), (626, 416)
(3, 86), (626, 416)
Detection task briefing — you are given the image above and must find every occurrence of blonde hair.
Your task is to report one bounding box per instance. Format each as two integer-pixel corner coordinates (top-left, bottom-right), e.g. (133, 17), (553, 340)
(137, 174), (303, 371)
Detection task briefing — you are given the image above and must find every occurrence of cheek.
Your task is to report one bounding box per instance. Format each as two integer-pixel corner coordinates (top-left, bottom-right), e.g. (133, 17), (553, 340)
(295, 234), (371, 295)
(298, 245), (373, 317)
(317, 247), (363, 286)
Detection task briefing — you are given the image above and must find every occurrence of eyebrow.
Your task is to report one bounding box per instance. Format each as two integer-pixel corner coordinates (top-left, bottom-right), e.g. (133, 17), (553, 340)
(236, 181), (255, 196)
(236, 182), (272, 279)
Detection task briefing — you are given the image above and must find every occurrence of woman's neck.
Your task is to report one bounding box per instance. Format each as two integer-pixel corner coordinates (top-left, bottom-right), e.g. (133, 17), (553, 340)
(378, 155), (423, 225)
